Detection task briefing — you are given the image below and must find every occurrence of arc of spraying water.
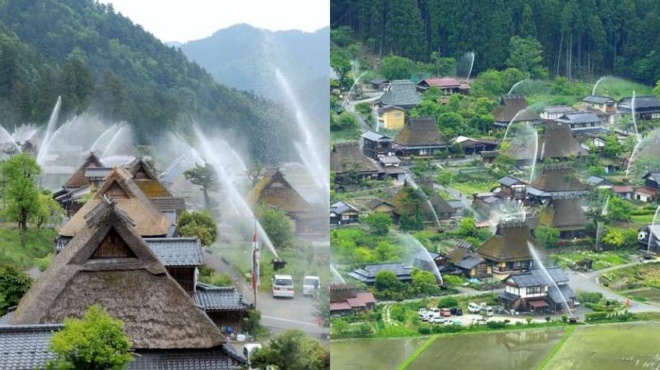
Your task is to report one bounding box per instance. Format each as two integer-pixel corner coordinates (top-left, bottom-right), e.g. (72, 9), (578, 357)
(647, 206), (660, 252)
(528, 242), (573, 318)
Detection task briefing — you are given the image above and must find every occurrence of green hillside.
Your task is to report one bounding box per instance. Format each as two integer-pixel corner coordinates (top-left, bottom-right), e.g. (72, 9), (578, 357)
(0, 0), (296, 163)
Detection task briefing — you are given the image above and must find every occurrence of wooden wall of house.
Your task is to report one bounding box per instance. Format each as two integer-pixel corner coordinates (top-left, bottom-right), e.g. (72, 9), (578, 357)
(167, 267), (196, 292)
(91, 229), (136, 259)
(207, 310), (247, 333)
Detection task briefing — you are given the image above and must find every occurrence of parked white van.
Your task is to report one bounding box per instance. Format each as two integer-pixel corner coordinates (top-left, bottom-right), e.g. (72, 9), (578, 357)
(272, 274), (295, 298)
(302, 276), (320, 296)
(243, 343), (262, 369)
(468, 302), (482, 314)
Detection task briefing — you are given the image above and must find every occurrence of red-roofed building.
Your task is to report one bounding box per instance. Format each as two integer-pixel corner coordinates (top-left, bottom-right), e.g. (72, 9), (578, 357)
(634, 187), (658, 203)
(612, 185), (634, 200)
(329, 284), (377, 316)
(417, 77), (470, 95)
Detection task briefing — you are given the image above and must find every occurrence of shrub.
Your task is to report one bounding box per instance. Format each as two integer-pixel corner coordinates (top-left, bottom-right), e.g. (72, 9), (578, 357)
(418, 326), (432, 335)
(437, 297), (459, 308)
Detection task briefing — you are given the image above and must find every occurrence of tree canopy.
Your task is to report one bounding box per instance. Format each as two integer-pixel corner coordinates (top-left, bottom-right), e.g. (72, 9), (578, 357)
(47, 305), (133, 370)
(249, 330), (330, 370)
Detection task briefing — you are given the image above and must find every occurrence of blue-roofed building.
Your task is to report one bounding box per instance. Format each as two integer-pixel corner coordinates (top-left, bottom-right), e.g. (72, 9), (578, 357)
(348, 263), (415, 284)
(499, 267), (575, 314)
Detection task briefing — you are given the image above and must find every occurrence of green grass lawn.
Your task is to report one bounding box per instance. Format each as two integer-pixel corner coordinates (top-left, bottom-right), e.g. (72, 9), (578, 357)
(549, 251), (630, 271)
(331, 128), (362, 142)
(0, 226), (58, 269)
(451, 182), (496, 195)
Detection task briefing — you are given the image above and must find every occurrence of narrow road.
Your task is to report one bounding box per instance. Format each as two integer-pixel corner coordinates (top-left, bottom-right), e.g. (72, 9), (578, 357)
(342, 92), (383, 133)
(567, 260), (660, 313)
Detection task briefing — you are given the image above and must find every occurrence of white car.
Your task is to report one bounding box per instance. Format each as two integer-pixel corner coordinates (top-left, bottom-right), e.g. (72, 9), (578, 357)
(272, 275), (295, 298)
(468, 302), (482, 314)
(243, 343), (263, 369)
(428, 316), (446, 324)
(302, 276), (320, 296)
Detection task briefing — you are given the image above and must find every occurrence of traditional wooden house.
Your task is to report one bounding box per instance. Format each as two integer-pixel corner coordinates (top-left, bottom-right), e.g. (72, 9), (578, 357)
(416, 77), (470, 95)
(377, 105), (406, 130)
(52, 152), (104, 216)
(376, 155), (406, 181)
(634, 187), (658, 203)
(500, 267), (575, 314)
(331, 142), (380, 184)
(329, 284), (377, 316)
(638, 224), (660, 253)
(57, 167), (174, 246)
(555, 111), (604, 133)
(330, 201), (360, 226)
(348, 263), (414, 285)
(447, 241), (490, 279)
(498, 176), (527, 200)
(586, 176), (614, 190)
(492, 95), (541, 129)
(365, 198), (396, 215)
(5, 198), (245, 368)
(369, 78), (390, 91)
(361, 131), (395, 159)
(377, 80), (421, 110)
(478, 221), (546, 276)
(540, 106), (574, 120)
(582, 96), (616, 112)
(247, 169), (319, 235)
(454, 136), (499, 155)
(126, 158), (186, 215)
(538, 197), (589, 239)
(613, 185), (634, 199)
(504, 123), (587, 166)
(391, 183), (456, 225)
(618, 95), (660, 120)
(526, 163), (588, 203)
(394, 116), (449, 158)
(642, 171), (660, 190)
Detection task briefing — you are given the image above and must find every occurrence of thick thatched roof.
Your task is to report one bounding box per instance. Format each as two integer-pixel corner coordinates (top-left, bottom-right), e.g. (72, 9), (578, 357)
(530, 164), (587, 192)
(478, 221), (545, 262)
(331, 142), (379, 175)
(504, 124), (585, 160)
(539, 198), (588, 231)
(12, 199), (224, 349)
(493, 95), (540, 123)
(126, 158), (175, 198)
(395, 116), (447, 147)
(246, 170), (310, 213)
(391, 184), (454, 221)
(64, 152), (104, 188)
(59, 167), (172, 237)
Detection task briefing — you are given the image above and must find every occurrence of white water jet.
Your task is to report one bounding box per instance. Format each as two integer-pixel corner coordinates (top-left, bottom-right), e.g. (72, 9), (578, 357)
(528, 123), (538, 184)
(595, 196), (610, 251)
(12, 124), (38, 145)
(508, 79), (527, 95)
(36, 96), (62, 166)
(465, 51), (475, 81)
(193, 126), (278, 257)
(528, 242), (573, 317)
(0, 126), (21, 153)
(372, 105), (380, 132)
(631, 90), (640, 142)
(90, 124), (119, 153)
(401, 233), (443, 285)
(331, 265), (346, 284)
(339, 71), (367, 112)
(647, 206), (660, 252)
(101, 125), (126, 158)
(626, 134), (645, 178)
(592, 76), (607, 96)
(275, 68), (329, 206)
(405, 174), (441, 229)
(502, 109), (528, 143)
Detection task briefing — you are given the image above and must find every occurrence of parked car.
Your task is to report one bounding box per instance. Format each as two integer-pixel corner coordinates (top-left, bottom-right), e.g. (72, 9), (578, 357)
(302, 276), (320, 296)
(468, 302), (482, 313)
(450, 307), (463, 316)
(428, 316), (446, 324)
(473, 318), (488, 325)
(440, 308), (451, 317)
(243, 343), (264, 370)
(480, 306), (494, 317)
(272, 274), (295, 298)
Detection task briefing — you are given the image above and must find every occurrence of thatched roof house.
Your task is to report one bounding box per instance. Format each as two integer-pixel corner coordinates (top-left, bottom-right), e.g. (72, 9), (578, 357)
(247, 169), (310, 214)
(64, 152), (104, 188)
(12, 198), (224, 350)
(59, 166), (172, 238)
(331, 142), (379, 181)
(492, 95), (541, 127)
(527, 163), (588, 200)
(394, 116), (448, 157)
(503, 123), (586, 162)
(478, 221), (546, 274)
(538, 197), (588, 239)
(126, 158), (186, 213)
(390, 182), (455, 223)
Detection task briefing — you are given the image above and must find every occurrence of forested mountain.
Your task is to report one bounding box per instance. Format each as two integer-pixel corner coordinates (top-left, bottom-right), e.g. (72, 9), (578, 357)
(331, 0), (660, 84)
(179, 24), (329, 121)
(0, 0), (296, 163)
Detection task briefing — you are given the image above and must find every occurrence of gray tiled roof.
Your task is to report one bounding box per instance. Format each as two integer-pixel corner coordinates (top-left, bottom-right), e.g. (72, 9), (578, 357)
(143, 238), (204, 267)
(548, 284), (576, 305)
(348, 263), (413, 283)
(361, 131), (391, 142)
(379, 80), (421, 107)
(330, 201), (359, 215)
(499, 176), (525, 187)
(0, 324), (61, 370)
(56, 237), (203, 267)
(583, 95), (613, 104)
(507, 267), (569, 287)
(191, 283), (252, 311)
(556, 111), (600, 124)
(0, 324), (245, 370)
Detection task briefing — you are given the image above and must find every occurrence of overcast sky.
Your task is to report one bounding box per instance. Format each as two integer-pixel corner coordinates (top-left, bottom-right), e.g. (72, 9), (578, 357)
(99, 0), (329, 43)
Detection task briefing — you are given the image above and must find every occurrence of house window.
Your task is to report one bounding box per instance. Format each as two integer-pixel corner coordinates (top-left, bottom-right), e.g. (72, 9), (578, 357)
(419, 149), (428, 156)
(527, 286), (542, 295)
